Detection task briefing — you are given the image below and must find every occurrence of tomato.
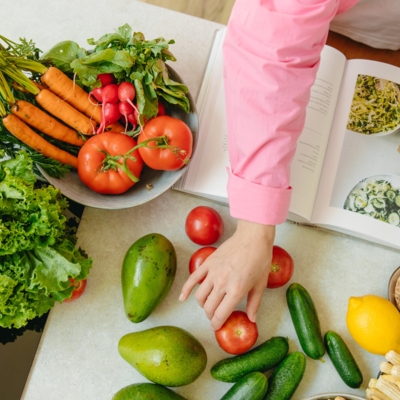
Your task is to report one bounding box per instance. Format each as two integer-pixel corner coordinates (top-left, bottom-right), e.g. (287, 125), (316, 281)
(189, 246), (217, 283)
(78, 131), (143, 195)
(64, 278), (87, 302)
(185, 206), (224, 245)
(137, 115), (193, 171)
(266, 245), (294, 289)
(215, 310), (258, 355)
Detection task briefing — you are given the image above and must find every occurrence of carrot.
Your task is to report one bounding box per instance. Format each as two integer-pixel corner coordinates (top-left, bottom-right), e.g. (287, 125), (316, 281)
(36, 89), (97, 135)
(104, 121), (126, 133)
(41, 66), (102, 123)
(11, 100), (86, 147)
(2, 114), (78, 168)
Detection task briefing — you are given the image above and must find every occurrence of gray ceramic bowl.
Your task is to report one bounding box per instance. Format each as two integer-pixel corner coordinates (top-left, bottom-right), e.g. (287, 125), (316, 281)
(388, 266), (400, 310)
(39, 66), (198, 210)
(304, 394), (365, 400)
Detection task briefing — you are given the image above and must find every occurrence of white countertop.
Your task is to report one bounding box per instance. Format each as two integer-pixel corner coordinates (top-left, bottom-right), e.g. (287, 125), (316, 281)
(3, 1), (400, 399)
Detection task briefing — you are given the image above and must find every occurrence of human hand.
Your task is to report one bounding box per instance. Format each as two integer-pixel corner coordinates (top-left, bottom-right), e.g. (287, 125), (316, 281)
(179, 219), (275, 331)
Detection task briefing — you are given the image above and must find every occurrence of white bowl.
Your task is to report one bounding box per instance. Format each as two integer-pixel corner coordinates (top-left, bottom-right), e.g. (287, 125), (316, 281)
(304, 393), (365, 400)
(39, 67), (198, 210)
(343, 174), (400, 226)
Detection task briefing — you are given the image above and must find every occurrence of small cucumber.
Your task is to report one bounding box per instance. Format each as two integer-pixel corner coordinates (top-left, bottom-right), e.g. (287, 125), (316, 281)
(264, 352), (306, 400)
(112, 382), (187, 400)
(211, 336), (289, 383)
(220, 372), (268, 400)
(324, 330), (363, 388)
(286, 283), (325, 360)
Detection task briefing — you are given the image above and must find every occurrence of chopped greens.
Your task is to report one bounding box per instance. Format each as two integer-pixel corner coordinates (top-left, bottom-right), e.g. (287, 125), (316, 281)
(0, 151), (92, 328)
(344, 177), (400, 227)
(347, 75), (400, 135)
(41, 24), (190, 124)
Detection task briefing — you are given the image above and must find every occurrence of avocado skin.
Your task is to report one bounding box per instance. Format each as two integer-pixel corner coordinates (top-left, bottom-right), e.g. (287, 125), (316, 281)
(121, 233), (176, 323)
(112, 382), (187, 400)
(118, 326), (207, 387)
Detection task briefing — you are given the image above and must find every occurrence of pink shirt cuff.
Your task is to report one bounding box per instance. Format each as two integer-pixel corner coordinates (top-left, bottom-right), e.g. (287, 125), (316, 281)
(227, 169), (292, 226)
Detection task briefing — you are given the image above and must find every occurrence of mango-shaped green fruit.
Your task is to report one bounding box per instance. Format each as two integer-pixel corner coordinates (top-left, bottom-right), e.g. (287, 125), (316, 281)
(112, 382), (187, 400)
(118, 326), (207, 387)
(122, 233), (176, 323)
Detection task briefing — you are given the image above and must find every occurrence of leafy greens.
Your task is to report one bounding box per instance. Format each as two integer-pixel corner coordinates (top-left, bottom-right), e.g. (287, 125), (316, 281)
(41, 24), (190, 124)
(0, 151), (92, 328)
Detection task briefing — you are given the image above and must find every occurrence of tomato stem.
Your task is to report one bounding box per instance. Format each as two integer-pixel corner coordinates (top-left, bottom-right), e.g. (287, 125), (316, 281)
(270, 262), (280, 273)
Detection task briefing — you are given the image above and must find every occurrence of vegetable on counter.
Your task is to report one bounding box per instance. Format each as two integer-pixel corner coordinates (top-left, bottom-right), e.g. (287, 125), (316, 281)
(0, 151), (92, 328)
(215, 310), (258, 355)
(112, 383), (187, 400)
(286, 283), (325, 360)
(267, 245), (294, 289)
(220, 371), (268, 400)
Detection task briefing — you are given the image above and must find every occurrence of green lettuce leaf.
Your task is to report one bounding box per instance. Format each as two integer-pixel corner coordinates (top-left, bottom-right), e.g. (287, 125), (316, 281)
(0, 151), (92, 328)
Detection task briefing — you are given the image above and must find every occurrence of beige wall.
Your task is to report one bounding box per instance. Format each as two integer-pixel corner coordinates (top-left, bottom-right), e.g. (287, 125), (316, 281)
(137, 0), (235, 24)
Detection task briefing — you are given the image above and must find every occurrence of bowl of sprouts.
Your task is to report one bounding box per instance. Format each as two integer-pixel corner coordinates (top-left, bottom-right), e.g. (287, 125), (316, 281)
(344, 174), (400, 227)
(346, 75), (400, 136)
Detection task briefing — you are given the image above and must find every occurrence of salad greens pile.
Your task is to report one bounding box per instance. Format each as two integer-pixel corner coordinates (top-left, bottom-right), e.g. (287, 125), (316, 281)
(347, 75), (400, 135)
(345, 178), (400, 227)
(0, 151), (92, 328)
(41, 23), (190, 124)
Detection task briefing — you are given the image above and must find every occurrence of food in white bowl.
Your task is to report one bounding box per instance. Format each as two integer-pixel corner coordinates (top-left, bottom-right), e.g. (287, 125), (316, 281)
(344, 174), (400, 227)
(388, 266), (400, 310)
(304, 393), (365, 400)
(346, 74), (400, 136)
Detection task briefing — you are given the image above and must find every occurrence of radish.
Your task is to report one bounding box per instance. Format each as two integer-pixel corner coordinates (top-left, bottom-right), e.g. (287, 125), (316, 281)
(97, 83), (120, 133)
(118, 101), (134, 117)
(118, 81), (136, 109)
(157, 100), (166, 116)
(101, 103), (121, 126)
(90, 87), (104, 103)
(97, 73), (115, 86)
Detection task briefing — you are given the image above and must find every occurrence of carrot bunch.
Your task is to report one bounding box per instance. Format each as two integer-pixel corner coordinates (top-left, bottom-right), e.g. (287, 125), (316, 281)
(0, 35), (127, 172)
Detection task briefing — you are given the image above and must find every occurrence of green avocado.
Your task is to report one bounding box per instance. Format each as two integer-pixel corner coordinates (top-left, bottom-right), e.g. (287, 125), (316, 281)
(112, 382), (187, 400)
(118, 326), (207, 387)
(121, 233), (176, 323)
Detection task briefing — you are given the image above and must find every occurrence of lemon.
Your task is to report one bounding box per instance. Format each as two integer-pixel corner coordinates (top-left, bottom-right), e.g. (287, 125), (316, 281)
(346, 294), (400, 355)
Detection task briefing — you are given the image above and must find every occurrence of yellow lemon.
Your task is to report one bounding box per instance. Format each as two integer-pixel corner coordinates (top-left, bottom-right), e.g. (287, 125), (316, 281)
(346, 294), (400, 355)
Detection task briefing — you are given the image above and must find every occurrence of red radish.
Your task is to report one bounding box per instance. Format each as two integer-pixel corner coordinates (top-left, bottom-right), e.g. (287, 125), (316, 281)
(102, 103), (121, 126)
(97, 73), (115, 86)
(118, 82), (136, 108)
(118, 101), (134, 117)
(126, 113), (137, 128)
(158, 101), (166, 116)
(90, 87), (104, 103)
(97, 84), (120, 133)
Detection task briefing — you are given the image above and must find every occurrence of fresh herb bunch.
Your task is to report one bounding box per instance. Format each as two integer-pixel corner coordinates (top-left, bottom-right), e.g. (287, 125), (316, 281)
(41, 24), (190, 123)
(0, 151), (92, 328)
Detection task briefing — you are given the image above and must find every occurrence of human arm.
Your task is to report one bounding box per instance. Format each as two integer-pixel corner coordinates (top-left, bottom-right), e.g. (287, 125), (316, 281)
(180, 0), (358, 330)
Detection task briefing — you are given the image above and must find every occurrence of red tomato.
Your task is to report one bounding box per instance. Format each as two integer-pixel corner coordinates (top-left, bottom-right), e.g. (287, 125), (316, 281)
(64, 278), (87, 302)
(185, 206), (224, 245)
(215, 310), (258, 355)
(137, 115), (193, 171)
(78, 132), (143, 195)
(266, 245), (294, 289)
(189, 246), (217, 283)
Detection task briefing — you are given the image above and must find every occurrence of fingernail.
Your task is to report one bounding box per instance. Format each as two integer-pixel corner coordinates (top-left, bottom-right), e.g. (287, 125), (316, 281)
(179, 293), (184, 301)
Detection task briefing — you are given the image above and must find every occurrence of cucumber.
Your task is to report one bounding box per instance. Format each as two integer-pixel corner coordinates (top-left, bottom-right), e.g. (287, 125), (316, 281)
(220, 372), (268, 400)
(211, 336), (289, 383)
(286, 283), (325, 360)
(112, 382), (187, 400)
(264, 352), (306, 400)
(324, 330), (363, 388)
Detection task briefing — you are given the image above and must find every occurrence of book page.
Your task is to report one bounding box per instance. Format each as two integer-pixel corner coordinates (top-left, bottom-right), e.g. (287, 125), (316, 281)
(312, 59), (400, 250)
(288, 46), (346, 220)
(174, 28), (229, 203)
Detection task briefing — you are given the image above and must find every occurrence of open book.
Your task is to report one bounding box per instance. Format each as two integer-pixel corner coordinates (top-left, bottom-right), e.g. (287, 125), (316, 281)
(174, 28), (400, 250)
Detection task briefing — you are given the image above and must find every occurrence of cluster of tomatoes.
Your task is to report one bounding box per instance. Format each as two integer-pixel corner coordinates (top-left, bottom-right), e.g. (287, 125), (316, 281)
(77, 74), (193, 195)
(184, 205), (295, 355)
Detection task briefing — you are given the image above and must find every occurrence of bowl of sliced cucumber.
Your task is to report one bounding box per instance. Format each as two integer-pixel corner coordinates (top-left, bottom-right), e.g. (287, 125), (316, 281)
(344, 174), (400, 227)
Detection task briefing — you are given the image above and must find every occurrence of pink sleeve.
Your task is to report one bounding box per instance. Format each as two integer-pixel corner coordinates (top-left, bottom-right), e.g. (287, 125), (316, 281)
(223, 0), (358, 225)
